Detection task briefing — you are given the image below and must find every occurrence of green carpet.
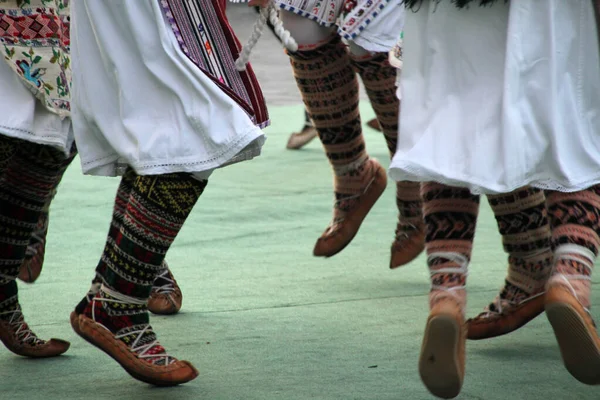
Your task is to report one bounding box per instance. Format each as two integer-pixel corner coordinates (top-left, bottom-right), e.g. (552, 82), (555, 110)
(1, 103), (598, 400)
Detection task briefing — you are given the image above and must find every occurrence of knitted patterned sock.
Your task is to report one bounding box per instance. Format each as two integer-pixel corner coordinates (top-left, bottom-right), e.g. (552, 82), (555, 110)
(546, 187), (600, 309)
(486, 188), (553, 310)
(80, 172), (207, 364)
(351, 52), (423, 234)
(0, 139), (66, 328)
(422, 183), (480, 312)
(288, 36), (375, 223)
(75, 168), (138, 313)
(0, 136), (18, 173)
(23, 146), (77, 260)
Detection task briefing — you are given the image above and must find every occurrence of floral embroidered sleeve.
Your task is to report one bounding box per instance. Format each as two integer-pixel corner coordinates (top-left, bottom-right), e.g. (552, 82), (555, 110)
(0, 0), (70, 118)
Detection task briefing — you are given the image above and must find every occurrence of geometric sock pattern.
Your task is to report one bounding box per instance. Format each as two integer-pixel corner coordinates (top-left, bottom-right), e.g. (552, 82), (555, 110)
(421, 182), (480, 311)
(547, 187), (600, 308)
(94, 172), (207, 299)
(288, 36), (372, 217)
(0, 138), (67, 319)
(351, 52), (423, 234)
(486, 187), (553, 308)
(81, 171), (207, 365)
(76, 168), (138, 314)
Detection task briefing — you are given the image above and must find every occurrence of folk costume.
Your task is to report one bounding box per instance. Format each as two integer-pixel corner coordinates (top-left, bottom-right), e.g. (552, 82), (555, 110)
(389, 1), (600, 397)
(0, 0), (73, 359)
(68, 0), (268, 385)
(275, 0), (424, 267)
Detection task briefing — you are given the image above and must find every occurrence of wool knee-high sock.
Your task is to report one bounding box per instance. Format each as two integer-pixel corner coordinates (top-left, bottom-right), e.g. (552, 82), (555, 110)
(422, 183), (480, 312)
(351, 52), (423, 233)
(23, 146), (77, 264)
(39, 145), (77, 213)
(0, 140), (66, 326)
(0, 136), (18, 173)
(486, 188), (553, 309)
(81, 172), (206, 363)
(546, 187), (600, 309)
(75, 169), (139, 310)
(288, 36), (375, 222)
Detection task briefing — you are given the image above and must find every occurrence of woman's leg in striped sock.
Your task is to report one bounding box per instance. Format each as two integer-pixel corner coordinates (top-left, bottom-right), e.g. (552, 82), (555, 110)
(0, 137), (70, 357)
(467, 187), (553, 339)
(545, 186), (600, 385)
(72, 171), (206, 385)
(418, 182), (479, 399)
(349, 46), (424, 269)
(282, 12), (387, 257)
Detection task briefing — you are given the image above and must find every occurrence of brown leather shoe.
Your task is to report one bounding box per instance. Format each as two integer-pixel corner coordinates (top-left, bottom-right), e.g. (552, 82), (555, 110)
(313, 159), (387, 257)
(389, 224), (425, 269)
(0, 306), (69, 358)
(71, 311), (198, 386)
(18, 211), (49, 284)
(366, 118), (382, 132)
(467, 292), (545, 340)
(419, 299), (466, 399)
(286, 125), (318, 150)
(148, 266), (182, 316)
(545, 282), (600, 385)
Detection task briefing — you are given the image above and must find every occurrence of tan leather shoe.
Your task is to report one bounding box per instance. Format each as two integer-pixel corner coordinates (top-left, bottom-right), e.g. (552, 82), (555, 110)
(390, 223), (425, 269)
(148, 267), (182, 315)
(545, 282), (600, 385)
(467, 292), (545, 340)
(0, 306), (69, 358)
(419, 299), (466, 399)
(286, 125), (318, 150)
(313, 159), (387, 257)
(366, 118), (382, 132)
(71, 311), (198, 386)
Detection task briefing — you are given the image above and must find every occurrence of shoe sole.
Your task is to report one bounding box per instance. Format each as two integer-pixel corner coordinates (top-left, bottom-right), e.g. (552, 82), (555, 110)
(546, 302), (600, 385)
(419, 315), (462, 399)
(70, 312), (198, 386)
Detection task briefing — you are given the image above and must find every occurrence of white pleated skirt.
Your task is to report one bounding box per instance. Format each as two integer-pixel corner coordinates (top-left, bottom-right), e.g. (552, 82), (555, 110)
(389, 0), (600, 194)
(71, 0), (266, 178)
(0, 59), (73, 154)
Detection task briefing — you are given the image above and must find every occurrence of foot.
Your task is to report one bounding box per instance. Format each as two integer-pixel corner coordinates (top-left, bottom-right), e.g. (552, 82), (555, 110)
(389, 222), (425, 269)
(313, 159), (387, 257)
(0, 305), (69, 358)
(148, 265), (182, 315)
(545, 277), (600, 385)
(419, 298), (466, 399)
(467, 291), (545, 340)
(366, 118), (381, 132)
(286, 125), (318, 150)
(17, 210), (50, 283)
(71, 289), (198, 386)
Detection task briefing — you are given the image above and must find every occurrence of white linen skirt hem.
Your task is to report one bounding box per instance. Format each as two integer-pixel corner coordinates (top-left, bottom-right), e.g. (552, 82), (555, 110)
(389, 161), (600, 195)
(79, 126), (265, 178)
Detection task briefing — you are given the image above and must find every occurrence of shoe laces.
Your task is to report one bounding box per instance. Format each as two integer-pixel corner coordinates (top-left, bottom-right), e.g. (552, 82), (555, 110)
(0, 306), (44, 346)
(394, 222), (419, 242)
(152, 269), (176, 296)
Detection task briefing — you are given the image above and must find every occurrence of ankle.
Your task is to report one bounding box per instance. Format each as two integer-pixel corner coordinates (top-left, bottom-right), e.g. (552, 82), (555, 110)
(430, 289), (466, 320)
(83, 287), (149, 335)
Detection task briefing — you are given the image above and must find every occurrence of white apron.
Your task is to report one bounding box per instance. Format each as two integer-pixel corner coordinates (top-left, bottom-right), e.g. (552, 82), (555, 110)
(71, 0), (266, 178)
(389, 0), (600, 194)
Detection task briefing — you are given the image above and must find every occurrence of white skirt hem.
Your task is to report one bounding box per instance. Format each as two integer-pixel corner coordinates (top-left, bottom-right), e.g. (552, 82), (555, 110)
(389, 162), (600, 195)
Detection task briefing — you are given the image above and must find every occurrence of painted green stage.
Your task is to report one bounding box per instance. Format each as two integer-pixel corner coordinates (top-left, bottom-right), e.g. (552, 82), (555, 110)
(1, 103), (598, 400)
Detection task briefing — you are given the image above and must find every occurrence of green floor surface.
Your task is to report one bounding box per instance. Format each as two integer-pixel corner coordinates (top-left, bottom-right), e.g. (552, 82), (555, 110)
(1, 103), (598, 400)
